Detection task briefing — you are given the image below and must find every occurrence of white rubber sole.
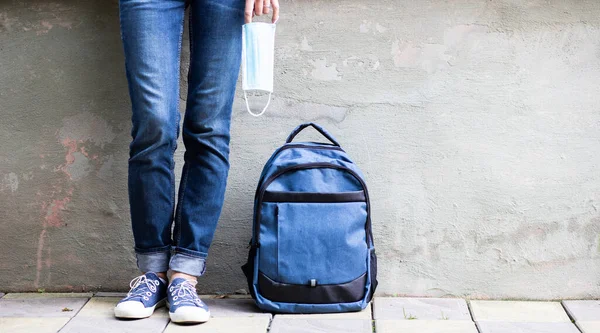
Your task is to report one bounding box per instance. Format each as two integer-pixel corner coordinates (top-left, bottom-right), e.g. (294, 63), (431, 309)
(167, 302), (210, 324)
(114, 298), (166, 319)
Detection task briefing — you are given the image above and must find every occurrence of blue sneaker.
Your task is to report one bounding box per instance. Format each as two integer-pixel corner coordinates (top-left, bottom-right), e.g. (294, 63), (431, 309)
(167, 278), (210, 324)
(114, 272), (167, 319)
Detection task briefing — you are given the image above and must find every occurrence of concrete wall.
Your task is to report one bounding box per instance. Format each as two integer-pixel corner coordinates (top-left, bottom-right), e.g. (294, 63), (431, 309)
(1, 0), (599, 299)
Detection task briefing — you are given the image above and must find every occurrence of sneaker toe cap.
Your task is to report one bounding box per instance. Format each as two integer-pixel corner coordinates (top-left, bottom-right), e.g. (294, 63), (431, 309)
(170, 305), (210, 323)
(114, 301), (147, 316)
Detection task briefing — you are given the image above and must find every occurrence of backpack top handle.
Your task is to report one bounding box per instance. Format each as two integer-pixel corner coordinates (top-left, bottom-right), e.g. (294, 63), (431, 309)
(285, 123), (341, 147)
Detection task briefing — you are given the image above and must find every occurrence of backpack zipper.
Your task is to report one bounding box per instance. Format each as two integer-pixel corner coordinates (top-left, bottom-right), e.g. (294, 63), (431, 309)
(252, 162), (374, 248)
(255, 144), (345, 194)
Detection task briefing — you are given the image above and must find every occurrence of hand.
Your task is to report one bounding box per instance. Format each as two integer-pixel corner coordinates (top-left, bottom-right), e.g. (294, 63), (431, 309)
(245, 0), (279, 24)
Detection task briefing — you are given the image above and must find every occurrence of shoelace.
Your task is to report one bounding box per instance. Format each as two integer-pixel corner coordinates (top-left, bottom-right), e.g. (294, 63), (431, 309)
(126, 275), (160, 301)
(170, 280), (202, 306)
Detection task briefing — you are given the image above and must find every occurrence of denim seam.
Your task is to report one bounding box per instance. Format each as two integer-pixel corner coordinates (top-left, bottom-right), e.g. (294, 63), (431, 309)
(175, 166), (189, 247)
(118, 7), (124, 49)
(172, 6), (186, 247)
(174, 7), (194, 248)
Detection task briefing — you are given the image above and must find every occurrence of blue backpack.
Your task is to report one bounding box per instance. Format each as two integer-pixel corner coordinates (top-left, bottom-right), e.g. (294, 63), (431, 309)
(242, 123), (377, 313)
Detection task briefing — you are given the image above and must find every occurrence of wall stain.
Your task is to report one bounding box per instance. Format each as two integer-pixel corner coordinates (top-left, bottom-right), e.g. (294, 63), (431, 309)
(300, 37), (312, 51)
(58, 112), (116, 148)
(55, 137), (78, 179)
(97, 155), (115, 180)
(359, 20), (387, 34)
(55, 137), (94, 181)
(33, 111), (115, 289)
(391, 40), (450, 73)
(1, 172), (19, 193)
(42, 189), (73, 228)
(310, 58), (341, 81)
(33, 229), (47, 288)
(0, 12), (18, 33)
(390, 24), (488, 73)
(34, 186), (73, 288)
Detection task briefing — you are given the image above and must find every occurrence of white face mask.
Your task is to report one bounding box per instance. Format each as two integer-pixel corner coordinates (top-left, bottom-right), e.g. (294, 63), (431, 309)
(242, 22), (276, 117)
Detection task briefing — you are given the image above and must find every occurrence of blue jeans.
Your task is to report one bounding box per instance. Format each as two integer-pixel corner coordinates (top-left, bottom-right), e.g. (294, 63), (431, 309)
(119, 0), (244, 276)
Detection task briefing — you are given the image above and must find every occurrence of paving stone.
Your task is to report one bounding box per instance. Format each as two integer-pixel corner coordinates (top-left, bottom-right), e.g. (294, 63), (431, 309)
(59, 297), (169, 333)
(203, 298), (271, 318)
(376, 320), (478, 333)
(60, 316), (170, 333)
(562, 300), (600, 321)
(374, 297), (471, 320)
(0, 293), (4, 299)
(0, 297), (89, 317)
(2, 292), (93, 299)
(476, 321), (581, 333)
(269, 318), (371, 333)
(76, 297), (169, 318)
(0, 317), (71, 333)
(163, 317), (270, 333)
(469, 301), (570, 322)
(576, 321), (600, 333)
(274, 303), (372, 320)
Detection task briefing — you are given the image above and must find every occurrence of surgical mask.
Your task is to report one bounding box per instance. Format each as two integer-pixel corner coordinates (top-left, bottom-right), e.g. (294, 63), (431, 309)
(242, 22), (276, 117)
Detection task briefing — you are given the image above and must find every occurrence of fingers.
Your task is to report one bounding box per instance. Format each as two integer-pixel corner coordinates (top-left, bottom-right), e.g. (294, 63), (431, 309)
(271, 0), (279, 23)
(244, 0), (254, 23)
(254, 0), (263, 17)
(245, 0), (279, 24)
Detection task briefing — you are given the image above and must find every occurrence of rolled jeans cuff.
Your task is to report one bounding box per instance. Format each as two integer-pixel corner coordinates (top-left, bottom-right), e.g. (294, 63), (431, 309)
(169, 251), (207, 277)
(136, 249), (170, 273)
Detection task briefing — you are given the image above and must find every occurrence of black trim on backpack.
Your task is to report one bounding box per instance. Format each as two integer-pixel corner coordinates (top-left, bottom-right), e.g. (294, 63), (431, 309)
(262, 190), (365, 203)
(258, 272), (366, 304)
(368, 248), (378, 302)
(256, 144), (344, 190)
(241, 244), (257, 299)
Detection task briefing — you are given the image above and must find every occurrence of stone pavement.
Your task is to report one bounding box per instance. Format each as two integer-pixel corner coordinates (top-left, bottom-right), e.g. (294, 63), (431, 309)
(0, 292), (598, 332)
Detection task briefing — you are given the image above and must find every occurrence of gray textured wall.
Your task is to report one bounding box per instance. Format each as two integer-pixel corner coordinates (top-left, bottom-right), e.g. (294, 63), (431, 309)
(1, 0), (599, 299)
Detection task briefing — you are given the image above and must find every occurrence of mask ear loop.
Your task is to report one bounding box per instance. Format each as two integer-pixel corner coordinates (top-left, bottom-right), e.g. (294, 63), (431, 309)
(244, 91), (272, 117)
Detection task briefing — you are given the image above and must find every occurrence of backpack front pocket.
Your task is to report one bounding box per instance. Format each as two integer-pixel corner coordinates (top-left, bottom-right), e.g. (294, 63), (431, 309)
(259, 190), (368, 286)
(276, 200), (368, 285)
